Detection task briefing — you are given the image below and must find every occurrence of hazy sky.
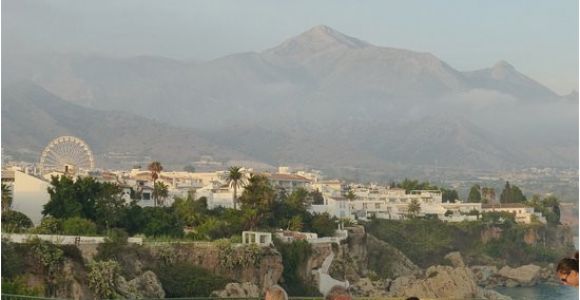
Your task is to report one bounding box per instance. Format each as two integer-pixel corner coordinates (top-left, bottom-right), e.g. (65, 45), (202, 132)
(3, 0), (578, 94)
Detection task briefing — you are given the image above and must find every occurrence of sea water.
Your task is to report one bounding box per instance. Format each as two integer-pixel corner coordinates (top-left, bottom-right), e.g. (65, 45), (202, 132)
(495, 283), (578, 300)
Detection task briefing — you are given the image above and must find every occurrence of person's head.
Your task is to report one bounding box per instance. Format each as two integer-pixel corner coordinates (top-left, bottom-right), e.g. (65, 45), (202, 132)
(406, 297), (420, 300)
(265, 285), (288, 300)
(557, 252), (579, 287)
(325, 285), (351, 300)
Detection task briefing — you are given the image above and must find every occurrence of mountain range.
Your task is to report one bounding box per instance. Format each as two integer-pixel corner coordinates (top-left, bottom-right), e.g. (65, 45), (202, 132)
(2, 25), (577, 174)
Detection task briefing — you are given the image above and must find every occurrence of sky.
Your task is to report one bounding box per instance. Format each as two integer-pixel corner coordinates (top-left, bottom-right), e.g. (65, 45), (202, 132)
(2, 0), (578, 94)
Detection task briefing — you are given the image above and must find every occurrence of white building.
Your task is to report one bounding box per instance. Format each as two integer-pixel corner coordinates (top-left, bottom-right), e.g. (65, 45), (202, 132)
(310, 196), (352, 219)
(482, 203), (546, 224)
(3, 170), (51, 225)
(196, 181), (235, 209)
(264, 172), (311, 194)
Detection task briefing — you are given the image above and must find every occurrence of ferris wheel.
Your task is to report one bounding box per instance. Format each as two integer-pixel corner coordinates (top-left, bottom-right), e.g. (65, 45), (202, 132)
(39, 136), (95, 175)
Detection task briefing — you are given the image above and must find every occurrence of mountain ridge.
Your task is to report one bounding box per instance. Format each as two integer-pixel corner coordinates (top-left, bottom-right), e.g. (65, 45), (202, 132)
(2, 25), (576, 171)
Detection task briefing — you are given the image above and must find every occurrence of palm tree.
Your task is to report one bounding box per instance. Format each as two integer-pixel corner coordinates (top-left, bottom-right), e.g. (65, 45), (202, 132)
(153, 182), (169, 207)
(148, 161), (163, 206)
(1, 183), (13, 212)
(344, 189), (357, 202)
(226, 166), (245, 209)
(407, 199), (421, 218)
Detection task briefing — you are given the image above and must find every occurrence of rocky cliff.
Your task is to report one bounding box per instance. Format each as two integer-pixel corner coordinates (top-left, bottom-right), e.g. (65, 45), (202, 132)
(149, 243), (283, 289)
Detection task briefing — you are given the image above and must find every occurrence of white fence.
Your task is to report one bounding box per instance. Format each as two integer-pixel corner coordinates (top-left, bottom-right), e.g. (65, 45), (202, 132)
(2, 233), (143, 245)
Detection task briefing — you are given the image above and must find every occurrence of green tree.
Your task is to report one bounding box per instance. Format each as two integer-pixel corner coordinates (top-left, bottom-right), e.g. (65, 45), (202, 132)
(500, 181), (526, 203)
(344, 189), (357, 201)
(43, 176), (123, 223)
(142, 207), (183, 238)
(397, 179), (435, 192)
(173, 195), (207, 227)
(62, 217), (97, 236)
(441, 188), (459, 203)
(310, 190), (324, 205)
(407, 199), (421, 218)
(43, 175), (82, 219)
(541, 195), (561, 226)
(309, 213), (336, 237)
(153, 181), (169, 207)
(1, 210), (33, 233)
(285, 188), (310, 213)
(239, 174), (276, 228)
(225, 166), (245, 210)
(2, 183), (13, 211)
(468, 184), (482, 203)
(288, 215), (304, 231)
(119, 202), (146, 236)
(33, 217), (62, 234)
(148, 161), (163, 206)
(94, 183), (125, 230)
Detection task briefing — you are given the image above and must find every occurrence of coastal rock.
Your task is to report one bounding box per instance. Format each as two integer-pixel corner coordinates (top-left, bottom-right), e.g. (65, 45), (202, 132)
(481, 288), (513, 300)
(349, 278), (390, 297)
(116, 271), (165, 299)
(471, 265), (499, 286)
(444, 251), (465, 268)
(498, 264), (541, 286)
(387, 266), (481, 299)
(211, 282), (261, 298)
(366, 234), (421, 278)
(386, 265), (511, 300)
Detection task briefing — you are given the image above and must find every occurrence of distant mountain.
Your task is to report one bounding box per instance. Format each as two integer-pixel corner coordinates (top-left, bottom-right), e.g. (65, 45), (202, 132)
(2, 25), (577, 171)
(464, 60), (560, 101)
(1, 81), (256, 169)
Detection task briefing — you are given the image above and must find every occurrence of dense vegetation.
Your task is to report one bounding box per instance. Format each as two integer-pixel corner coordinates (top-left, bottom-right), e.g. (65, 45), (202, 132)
(366, 217), (574, 269)
(4, 172), (339, 241)
(273, 238), (320, 296)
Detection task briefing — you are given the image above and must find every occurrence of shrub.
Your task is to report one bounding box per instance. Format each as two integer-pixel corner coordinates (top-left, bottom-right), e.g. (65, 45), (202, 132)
(274, 238), (320, 296)
(1, 276), (44, 296)
(2, 210), (33, 233)
(33, 217), (62, 234)
(87, 260), (120, 299)
(154, 263), (228, 297)
(1, 241), (26, 278)
(62, 217), (97, 236)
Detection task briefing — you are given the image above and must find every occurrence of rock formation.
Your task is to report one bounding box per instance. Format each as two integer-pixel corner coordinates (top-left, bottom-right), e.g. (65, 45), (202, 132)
(210, 282), (261, 298)
(116, 271), (165, 299)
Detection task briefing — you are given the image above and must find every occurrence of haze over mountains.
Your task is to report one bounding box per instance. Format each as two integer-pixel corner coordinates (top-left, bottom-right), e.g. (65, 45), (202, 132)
(2, 25), (578, 173)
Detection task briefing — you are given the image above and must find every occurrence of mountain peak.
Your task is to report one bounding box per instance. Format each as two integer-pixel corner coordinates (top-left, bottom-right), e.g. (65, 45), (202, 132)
(493, 60), (515, 70)
(264, 25), (370, 57)
(490, 60), (518, 80)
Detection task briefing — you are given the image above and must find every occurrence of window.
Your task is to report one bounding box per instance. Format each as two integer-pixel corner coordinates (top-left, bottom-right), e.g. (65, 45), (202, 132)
(375, 203), (381, 209)
(142, 192), (151, 200)
(363, 203), (368, 209)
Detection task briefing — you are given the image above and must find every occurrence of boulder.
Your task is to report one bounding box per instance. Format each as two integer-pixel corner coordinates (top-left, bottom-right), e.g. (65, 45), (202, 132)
(366, 234), (421, 278)
(471, 265), (499, 286)
(116, 271), (165, 299)
(497, 264), (541, 286)
(349, 278), (389, 297)
(388, 266), (481, 299)
(386, 265), (511, 300)
(211, 282), (261, 298)
(444, 251), (465, 268)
